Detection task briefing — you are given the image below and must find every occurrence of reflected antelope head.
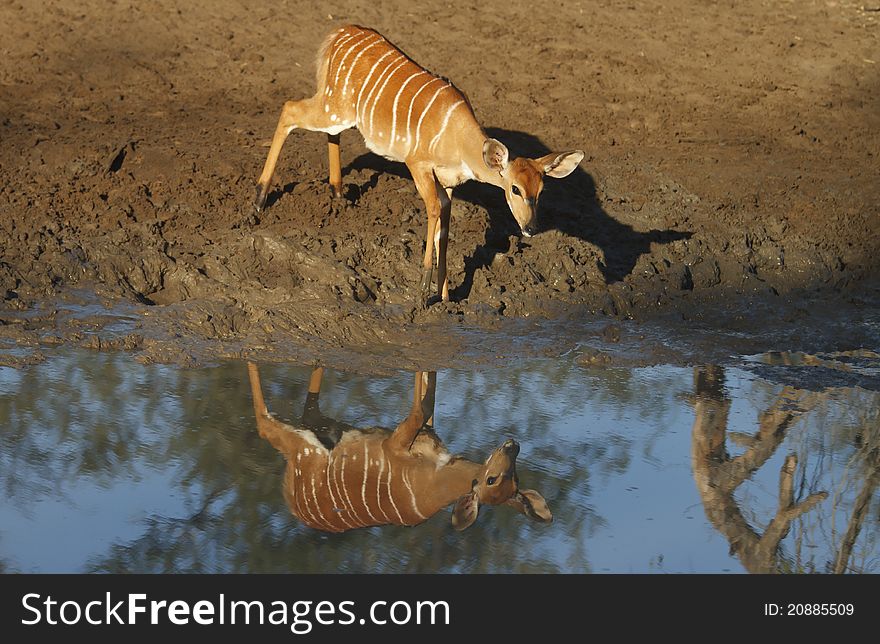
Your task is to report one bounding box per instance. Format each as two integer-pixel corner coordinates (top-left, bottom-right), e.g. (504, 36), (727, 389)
(451, 437), (551, 531)
(247, 362), (551, 533)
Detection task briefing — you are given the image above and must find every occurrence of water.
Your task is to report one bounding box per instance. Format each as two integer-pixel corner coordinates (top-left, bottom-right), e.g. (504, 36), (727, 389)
(0, 349), (877, 573)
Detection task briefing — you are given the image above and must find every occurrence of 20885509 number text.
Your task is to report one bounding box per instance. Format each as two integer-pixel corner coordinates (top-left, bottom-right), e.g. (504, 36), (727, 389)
(764, 604), (854, 616)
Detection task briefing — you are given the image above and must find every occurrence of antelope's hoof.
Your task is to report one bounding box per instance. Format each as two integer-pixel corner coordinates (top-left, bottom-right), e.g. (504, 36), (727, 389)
(419, 267), (433, 291)
(419, 269), (434, 303)
(418, 294), (441, 311)
(254, 184), (268, 213)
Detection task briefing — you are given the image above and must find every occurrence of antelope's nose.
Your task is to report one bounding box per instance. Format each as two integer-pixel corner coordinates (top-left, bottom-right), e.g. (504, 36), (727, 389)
(522, 224), (538, 237)
(503, 439), (520, 456)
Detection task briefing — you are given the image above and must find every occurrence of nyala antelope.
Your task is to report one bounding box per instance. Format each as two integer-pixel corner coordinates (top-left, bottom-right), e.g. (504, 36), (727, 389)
(247, 362), (552, 532)
(254, 25), (584, 303)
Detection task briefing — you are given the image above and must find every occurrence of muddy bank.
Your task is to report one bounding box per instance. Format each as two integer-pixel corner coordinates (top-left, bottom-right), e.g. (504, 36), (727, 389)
(1, 1), (878, 369)
(1, 278), (877, 376)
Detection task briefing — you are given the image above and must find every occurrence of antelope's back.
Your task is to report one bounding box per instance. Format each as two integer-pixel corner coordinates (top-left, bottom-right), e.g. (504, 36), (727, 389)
(284, 427), (432, 533)
(318, 25), (473, 162)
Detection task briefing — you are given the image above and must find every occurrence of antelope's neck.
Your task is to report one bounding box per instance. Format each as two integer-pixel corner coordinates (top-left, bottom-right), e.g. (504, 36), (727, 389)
(419, 457), (483, 511)
(451, 119), (505, 188)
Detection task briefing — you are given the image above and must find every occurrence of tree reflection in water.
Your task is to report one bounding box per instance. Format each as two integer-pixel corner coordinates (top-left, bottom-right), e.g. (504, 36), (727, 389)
(690, 360), (879, 574)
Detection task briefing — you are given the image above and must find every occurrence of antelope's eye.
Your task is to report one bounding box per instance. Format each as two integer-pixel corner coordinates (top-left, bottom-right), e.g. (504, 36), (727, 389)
(487, 476), (498, 485)
(511, 185), (522, 197)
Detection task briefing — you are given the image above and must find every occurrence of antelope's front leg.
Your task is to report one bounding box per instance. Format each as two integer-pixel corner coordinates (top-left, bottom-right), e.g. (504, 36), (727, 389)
(409, 165), (443, 306)
(436, 187), (452, 302)
(420, 217), (438, 300)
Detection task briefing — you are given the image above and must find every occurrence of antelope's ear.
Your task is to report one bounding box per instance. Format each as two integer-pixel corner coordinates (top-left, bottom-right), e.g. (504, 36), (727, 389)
(505, 489), (553, 523)
(535, 150), (584, 178)
(451, 491), (480, 531)
(482, 138), (509, 173)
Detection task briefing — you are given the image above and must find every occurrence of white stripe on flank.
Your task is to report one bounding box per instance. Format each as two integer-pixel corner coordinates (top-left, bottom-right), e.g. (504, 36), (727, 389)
(368, 57), (408, 136)
(327, 32), (355, 71)
(330, 33), (362, 89)
(310, 474), (332, 530)
(355, 50), (396, 122)
(428, 100), (465, 154)
(339, 453), (367, 526)
(360, 442), (379, 523)
(340, 34), (382, 98)
(298, 472), (322, 529)
(390, 71), (427, 154)
(373, 54), (403, 90)
(303, 474), (327, 528)
(375, 452), (392, 523)
(326, 454), (355, 529)
(331, 453), (355, 527)
(333, 29), (359, 53)
(291, 477), (308, 525)
(404, 77), (443, 156)
(401, 468), (427, 520)
(328, 32), (357, 86)
(358, 54), (403, 132)
(414, 84), (451, 152)
(385, 459), (404, 524)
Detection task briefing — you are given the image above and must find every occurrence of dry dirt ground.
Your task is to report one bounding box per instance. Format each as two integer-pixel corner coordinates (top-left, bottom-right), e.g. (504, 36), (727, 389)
(1, 0), (878, 370)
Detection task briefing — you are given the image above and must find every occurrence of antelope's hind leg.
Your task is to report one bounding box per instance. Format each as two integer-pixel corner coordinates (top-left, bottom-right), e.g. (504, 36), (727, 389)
(254, 97), (330, 212)
(327, 133), (344, 199)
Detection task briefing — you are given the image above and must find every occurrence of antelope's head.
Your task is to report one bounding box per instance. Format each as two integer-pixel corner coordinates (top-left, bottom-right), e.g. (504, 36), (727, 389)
(451, 438), (552, 531)
(483, 139), (584, 237)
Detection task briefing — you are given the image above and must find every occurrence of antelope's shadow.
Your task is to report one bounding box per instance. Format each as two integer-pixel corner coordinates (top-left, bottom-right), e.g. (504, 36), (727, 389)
(344, 127), (691, 299)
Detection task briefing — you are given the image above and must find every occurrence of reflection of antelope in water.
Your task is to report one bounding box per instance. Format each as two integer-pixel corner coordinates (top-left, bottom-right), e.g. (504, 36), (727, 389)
(690, 365), (828, 573)
(247, 362), (551, 532)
